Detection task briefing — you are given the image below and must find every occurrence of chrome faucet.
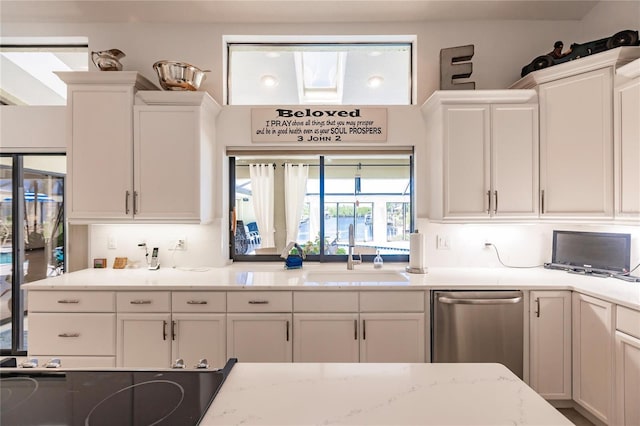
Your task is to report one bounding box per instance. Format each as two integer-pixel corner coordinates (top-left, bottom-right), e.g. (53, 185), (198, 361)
(347, 224), (361, 270)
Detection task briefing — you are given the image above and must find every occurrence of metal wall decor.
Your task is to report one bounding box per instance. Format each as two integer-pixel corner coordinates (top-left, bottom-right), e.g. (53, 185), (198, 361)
(440, 44), (476, 90)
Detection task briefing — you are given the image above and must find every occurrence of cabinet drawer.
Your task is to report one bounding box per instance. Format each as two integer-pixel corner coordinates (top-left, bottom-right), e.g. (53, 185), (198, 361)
(227, 291), (292, 312)
(294, 292), (358, 312)
(28, 313), (116, 356)
(617, 306), (640, 339)
(360, 291), (424, 312)
(117, 292), (170, 312)
(172, 292), (226, 312)
(29, 291), (115, 312)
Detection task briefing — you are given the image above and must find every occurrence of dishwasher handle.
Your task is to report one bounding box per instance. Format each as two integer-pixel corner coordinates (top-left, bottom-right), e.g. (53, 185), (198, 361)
(437, 295), (523, 305)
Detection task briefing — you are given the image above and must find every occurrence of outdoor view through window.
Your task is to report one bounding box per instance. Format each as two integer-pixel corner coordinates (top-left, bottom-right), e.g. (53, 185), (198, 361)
(232, 154), (412, 260)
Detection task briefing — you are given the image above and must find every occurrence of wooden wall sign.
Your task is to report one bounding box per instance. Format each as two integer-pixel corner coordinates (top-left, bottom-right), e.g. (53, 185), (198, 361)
(251, 107), (387, 143)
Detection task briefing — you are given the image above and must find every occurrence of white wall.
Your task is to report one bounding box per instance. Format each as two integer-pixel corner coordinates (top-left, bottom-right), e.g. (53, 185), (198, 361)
(0, 106), (66, 152)
(89, 222), (228, 269)
(419, 220), (640, 270)
(579, 1), (640, 41)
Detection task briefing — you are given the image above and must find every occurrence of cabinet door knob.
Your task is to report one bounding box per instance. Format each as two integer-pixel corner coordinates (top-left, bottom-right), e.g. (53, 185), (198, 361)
(494, 190), (498, 213)
(248, 300), (269, 304)
(57, 299), (80, 304)
(354, 319), (358, 340)
(162, 320), (168, 340)
(187, 300), (208, 305)
(125, 191), (131, 214)
(541, 190), (545, 214)
(486, 190), (491, 214)
(286, 320), (290, 341)
(58, 332), (80, 338)
(535, 297), (541, 317)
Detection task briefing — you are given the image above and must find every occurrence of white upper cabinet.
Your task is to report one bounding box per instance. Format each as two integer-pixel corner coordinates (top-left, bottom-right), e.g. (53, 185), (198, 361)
(57, 72), (154, 221)
(511, 47), (640, 219)
(133, 92), (219, 222)
(614, 59), (640, 220)
(422, 90), (538, 221)
(538, 67), (613, 218)
(56, 73), (220, 224)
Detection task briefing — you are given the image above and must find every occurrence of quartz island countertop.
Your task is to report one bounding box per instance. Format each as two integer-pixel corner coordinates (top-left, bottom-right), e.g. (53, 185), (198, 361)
(200, 362), (572, 425)
(23, 263), (640, 310)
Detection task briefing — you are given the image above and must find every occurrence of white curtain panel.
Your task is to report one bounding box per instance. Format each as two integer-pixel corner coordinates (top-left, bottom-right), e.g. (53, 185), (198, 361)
(284, 163), (309, 244)
(249, 163), (275, 247)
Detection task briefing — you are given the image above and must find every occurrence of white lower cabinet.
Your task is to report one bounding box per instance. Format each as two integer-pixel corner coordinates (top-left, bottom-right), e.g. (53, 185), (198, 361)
(117, 312), (225, 368)
(360, 313), (425, 363)
(293, 313), (360, 362)
(29, 313), (116, 356)
(117, 312), (172, 368)
(615, 306), (640, 425)
(529, 290), (571, 399)
(572, 292), (615, 424)
(292, 291), (426, 363)
(28, 291), (116, 368)
(226, 291), (293, 362)
(226, 313), (293, 362)
(116, 291), (226, 368)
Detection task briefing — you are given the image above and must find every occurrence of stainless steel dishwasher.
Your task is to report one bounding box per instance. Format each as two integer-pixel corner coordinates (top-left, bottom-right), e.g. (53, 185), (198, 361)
(432, 290), (524, 378)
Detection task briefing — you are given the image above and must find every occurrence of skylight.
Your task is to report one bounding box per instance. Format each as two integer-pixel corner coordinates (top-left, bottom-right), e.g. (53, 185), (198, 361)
(0, 39), (88, 105)
(295, 51), (347, 104)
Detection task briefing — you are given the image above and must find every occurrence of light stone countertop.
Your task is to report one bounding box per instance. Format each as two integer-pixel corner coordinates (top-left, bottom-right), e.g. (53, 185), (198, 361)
(23, 263), (640, 310)
(200, 362), (572, 426)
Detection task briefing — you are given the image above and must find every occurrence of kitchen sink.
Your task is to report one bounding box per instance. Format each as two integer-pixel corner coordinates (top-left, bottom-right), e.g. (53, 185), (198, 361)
(303, 270), (409, 284)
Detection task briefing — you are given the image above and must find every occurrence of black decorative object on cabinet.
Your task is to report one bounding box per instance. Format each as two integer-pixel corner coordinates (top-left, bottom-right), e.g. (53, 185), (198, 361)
(521, 29), (639, 77)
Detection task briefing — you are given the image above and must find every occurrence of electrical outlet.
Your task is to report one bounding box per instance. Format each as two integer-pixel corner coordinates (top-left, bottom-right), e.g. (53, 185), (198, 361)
(169, 237), (187, 250)
(436, 235), (450, 250)
(107, 235), (117, 249)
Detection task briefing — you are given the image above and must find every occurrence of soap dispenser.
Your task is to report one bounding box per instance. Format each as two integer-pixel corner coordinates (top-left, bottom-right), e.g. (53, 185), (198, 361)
(373, 250), (383, 269)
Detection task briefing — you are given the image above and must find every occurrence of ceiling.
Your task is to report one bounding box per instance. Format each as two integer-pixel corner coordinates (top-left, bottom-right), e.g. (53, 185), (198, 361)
(0, 0), (599, 24)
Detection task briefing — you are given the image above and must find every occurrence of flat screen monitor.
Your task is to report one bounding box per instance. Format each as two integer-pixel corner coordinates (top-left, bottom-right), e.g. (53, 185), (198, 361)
(551, 230), (631, 274)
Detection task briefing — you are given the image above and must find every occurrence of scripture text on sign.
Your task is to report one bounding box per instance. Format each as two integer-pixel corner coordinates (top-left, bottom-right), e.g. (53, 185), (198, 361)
(251, 108), (387, 143)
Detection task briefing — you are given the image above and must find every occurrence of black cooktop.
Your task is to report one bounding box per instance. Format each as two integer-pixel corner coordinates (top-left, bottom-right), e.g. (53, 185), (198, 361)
(0, 358), (236, 426)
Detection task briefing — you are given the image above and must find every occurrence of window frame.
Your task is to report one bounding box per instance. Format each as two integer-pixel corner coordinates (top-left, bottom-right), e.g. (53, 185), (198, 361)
(229, 152), (414, 263)
(224, 36), (416, 106)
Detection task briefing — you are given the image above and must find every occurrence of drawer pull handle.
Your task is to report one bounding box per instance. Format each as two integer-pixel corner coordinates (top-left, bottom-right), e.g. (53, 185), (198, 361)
(248, 300), (269, 304)
(187, 300), (208, 305)
(58, 333), (80, 338)
(57, 299), (80, 304)
(130, 300), (152, 305)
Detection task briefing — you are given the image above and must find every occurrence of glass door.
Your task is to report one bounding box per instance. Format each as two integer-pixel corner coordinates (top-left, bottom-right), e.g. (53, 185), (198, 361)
(0, 154), (65, 354)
